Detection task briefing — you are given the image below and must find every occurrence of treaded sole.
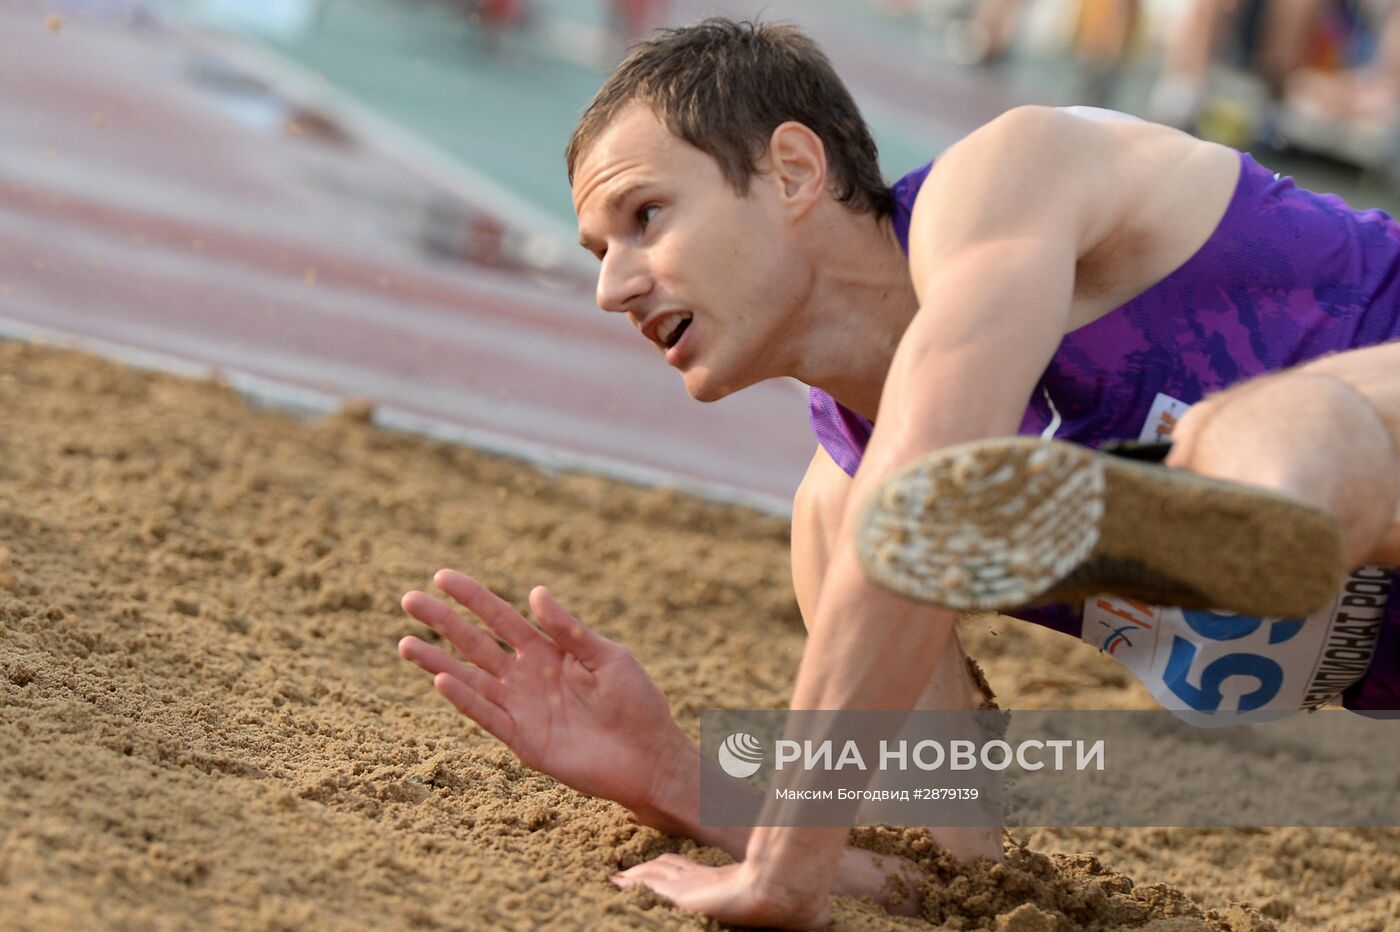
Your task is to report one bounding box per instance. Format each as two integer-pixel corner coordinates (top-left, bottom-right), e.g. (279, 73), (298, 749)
(855, 437), (1348, 617)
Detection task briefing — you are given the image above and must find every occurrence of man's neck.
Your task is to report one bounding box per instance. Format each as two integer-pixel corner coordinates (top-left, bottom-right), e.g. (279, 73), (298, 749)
(791, 208), (919, 422)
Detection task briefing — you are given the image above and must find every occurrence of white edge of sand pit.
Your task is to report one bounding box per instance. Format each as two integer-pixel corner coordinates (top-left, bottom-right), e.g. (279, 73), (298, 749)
(0, 323), (794, 519)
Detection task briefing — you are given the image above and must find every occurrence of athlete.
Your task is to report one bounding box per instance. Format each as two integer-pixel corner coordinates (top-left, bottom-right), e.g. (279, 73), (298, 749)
(398, 18), (1400, 928)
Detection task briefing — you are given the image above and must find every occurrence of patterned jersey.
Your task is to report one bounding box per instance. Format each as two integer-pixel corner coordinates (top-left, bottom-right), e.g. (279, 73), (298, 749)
(807, 127), (1400, 720)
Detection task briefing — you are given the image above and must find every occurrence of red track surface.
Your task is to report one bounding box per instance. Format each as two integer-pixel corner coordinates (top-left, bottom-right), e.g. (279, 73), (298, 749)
(0, 4), (815, 511)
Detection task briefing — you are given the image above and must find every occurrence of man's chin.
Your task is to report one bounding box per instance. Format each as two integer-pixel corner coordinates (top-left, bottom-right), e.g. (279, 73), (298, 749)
(681, 368), (738, 403)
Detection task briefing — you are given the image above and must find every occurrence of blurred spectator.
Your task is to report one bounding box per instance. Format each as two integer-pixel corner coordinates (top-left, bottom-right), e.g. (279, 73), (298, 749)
(1147, 0), (1230, 128)
(942, 2), (1139, 72)
(1071, 0), (1141, 103)
(941, 0), (1141, 104)
(1282, 1), (1400, 149)
(1073, 0), (1140, 74)
(943, 0), (1026, 64)
(1148, 0), (1389, 138)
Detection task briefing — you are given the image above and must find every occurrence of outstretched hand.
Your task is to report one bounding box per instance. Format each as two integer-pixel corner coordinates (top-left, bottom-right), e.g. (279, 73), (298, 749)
(399, 570), (689, 818)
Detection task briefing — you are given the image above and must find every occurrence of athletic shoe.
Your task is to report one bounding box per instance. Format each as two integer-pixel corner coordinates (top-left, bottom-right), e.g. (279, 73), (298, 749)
(854, 437), (1348, 617)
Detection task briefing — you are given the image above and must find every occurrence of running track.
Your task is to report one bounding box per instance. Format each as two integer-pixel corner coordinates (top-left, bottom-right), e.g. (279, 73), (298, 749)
(0, 3), (829, 512)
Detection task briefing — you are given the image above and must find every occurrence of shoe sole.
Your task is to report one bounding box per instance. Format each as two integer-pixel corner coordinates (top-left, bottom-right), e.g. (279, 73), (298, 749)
(854, 437), (1348, 617)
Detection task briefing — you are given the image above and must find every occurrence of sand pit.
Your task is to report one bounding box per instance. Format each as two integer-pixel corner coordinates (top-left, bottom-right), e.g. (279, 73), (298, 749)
(1, 340), (1396, 930)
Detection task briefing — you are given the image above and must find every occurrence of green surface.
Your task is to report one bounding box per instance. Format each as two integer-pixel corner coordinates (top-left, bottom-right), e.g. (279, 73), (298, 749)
(283, 1), (602, 222)
(147, 0), (953, 224)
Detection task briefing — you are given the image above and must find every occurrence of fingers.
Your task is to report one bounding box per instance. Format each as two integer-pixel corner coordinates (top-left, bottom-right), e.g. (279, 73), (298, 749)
(434, 672), (515, 745)
(398, 636), (506, 708)
(401, 590), (512, 678)
(530, 585), (613, 668)
(611, 854), (696, 889)
(434, 569), (546, 652)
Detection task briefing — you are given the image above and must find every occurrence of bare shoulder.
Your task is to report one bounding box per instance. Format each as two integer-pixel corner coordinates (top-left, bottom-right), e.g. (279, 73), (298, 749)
(905, 106), (1123, 268)
(933, 104), (1230, 185)
(909, 106), (1241, 322)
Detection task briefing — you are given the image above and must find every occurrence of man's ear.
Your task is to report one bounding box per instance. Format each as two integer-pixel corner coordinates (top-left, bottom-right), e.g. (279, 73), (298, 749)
(766, 122), (828, 217)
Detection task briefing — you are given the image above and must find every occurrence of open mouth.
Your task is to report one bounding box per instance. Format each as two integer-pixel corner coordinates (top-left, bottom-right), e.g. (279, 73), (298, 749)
(657, 312), (692, 350)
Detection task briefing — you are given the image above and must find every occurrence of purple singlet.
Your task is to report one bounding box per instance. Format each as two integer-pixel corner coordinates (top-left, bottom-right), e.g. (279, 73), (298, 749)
(808, 148), (1400, 718)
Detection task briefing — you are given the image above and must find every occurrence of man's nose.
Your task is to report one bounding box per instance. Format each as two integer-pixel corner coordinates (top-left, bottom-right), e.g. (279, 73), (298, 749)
(595, 246), (651, 313)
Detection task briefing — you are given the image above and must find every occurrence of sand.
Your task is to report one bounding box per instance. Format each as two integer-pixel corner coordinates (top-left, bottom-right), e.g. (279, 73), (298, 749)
(1, 340), (1396, 930)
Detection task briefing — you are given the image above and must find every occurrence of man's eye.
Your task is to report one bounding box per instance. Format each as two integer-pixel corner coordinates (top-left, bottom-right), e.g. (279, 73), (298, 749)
(637, 204), (660, 227)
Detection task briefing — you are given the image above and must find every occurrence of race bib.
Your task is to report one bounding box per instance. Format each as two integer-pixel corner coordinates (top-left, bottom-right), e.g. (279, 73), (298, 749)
(1083, 571), (1390, 725)
(1079, 393), (1391, 724)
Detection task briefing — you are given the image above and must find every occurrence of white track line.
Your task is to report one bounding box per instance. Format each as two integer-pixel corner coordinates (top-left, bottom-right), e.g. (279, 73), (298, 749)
(159, 15), (596, 280)
(0, 317), (793, 517)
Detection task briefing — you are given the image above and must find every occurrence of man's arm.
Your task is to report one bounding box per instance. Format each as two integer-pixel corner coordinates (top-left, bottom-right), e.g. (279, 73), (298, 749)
(743, 107), (1119, 910)
(798, 105), (1105, 710)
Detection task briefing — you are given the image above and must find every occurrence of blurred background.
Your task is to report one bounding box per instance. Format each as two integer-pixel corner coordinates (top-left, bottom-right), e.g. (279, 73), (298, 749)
(5, 0), (1400, 512)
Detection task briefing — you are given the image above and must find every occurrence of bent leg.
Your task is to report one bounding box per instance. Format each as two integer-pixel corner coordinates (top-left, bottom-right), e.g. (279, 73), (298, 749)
(909, 631), (1003, 860)
(1166, 341), (1400, 567)
(846, 625), (1003, 862)
(1300, 345), (1400, 564)
(825, 629), (1001, 915)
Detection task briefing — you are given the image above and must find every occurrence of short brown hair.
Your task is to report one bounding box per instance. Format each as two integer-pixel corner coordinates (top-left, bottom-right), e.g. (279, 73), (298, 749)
(567, 18), (891, 217)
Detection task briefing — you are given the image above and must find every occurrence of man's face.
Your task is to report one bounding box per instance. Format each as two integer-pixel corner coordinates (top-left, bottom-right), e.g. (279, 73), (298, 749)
(572, 103), (801, 402)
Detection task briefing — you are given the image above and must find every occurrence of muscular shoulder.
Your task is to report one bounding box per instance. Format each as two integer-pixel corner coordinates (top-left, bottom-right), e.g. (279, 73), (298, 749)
(906, 107), (1118, 268)
(967, 104), (1104, 153)
(907, 106), (1240, 315)
(931, 106), (1120, 181)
